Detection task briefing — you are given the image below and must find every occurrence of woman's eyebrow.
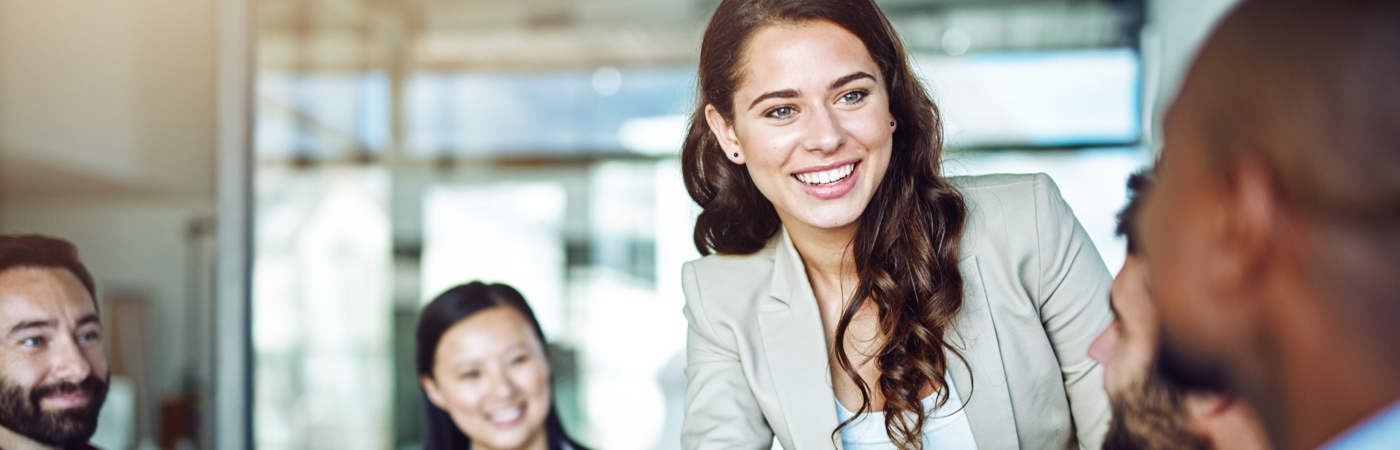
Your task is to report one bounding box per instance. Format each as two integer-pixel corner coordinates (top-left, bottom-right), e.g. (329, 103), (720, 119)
(830, 71), (875, 90)
(748, 89), (799, 111)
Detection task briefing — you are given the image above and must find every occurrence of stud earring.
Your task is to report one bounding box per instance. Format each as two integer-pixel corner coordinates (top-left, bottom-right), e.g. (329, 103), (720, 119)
(733, 153), (738, 157)
(890, 121), (896, 126)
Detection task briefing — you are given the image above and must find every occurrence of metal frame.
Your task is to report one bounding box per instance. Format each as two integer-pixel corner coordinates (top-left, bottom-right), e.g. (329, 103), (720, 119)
(216, 0), (253, 447)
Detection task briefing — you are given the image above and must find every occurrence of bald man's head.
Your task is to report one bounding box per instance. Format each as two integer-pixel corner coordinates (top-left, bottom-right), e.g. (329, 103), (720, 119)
(1140, 3), (1400, 447)
(1173, 0), (1400, 338)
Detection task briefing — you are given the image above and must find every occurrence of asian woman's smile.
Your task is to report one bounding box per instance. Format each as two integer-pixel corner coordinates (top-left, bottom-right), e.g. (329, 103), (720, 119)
(705, 19), (894, 234)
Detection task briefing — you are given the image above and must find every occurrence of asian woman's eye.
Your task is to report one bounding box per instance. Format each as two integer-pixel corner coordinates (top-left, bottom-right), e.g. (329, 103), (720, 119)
(510, 354), (530, 365)
(839, 90), (868, 104)
(461, 370), (481, 381)
(765, 106), (796, 119)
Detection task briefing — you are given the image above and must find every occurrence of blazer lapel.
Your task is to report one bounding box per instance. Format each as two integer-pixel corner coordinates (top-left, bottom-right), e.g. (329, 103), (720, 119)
(759, 229), (844, 450)
(948, 255), (1021, 449)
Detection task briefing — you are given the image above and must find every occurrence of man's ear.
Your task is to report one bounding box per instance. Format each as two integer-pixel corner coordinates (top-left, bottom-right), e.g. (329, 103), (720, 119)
(1187, 392), (1273, 450)
(421, 375), (447, 409)
(1187, 392), (1233, 419)
(1217, 154), (1285, 291)
(704, 104), (745, 164)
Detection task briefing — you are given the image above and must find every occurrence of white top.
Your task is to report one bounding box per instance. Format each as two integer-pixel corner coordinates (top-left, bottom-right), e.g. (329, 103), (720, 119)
(834, 375), (979, 449)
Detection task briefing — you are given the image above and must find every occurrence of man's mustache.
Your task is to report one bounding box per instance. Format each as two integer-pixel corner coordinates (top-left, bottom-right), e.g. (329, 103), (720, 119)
(28, 376), (106, 409)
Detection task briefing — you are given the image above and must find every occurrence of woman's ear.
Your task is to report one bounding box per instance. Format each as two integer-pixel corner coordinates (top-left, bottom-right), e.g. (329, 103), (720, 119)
(421, 375), (447, 409)
(704, 104), (745, 165)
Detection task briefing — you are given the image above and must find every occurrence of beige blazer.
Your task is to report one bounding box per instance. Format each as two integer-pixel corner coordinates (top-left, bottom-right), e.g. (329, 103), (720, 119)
(680, 173), (1113, 450)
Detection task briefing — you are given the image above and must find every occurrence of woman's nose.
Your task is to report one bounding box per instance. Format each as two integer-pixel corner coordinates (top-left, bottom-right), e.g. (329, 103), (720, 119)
(488, 370), (520, 398)
(801, 106), (847, 153)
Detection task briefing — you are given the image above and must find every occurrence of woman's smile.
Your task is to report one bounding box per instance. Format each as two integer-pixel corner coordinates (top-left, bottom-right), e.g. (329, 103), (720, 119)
(486, 403), (527, 427)
(792, 160), (860, 199)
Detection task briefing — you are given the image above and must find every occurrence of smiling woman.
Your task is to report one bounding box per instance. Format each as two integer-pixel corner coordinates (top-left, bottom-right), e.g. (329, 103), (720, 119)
(416, 282), (591, 450)
(679, 0), (1114, 449)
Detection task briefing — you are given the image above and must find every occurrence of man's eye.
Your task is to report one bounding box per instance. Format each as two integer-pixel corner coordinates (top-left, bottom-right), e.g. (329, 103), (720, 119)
(20, 337), (45, 347)
(78, 332), (101, 344)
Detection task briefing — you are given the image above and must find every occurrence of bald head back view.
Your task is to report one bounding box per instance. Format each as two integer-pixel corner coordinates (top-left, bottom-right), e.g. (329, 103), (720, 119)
(1185, 0), (1400, 309)
(1140, 0), (1400, 449)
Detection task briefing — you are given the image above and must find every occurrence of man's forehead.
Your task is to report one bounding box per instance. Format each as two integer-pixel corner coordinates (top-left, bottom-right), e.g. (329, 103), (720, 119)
(0, 267), (98, 326)
(1161, 81), (1204, 136)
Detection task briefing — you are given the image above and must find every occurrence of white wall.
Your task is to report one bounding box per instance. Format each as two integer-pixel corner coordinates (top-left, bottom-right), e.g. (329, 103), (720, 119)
(0, 0), (217, 200)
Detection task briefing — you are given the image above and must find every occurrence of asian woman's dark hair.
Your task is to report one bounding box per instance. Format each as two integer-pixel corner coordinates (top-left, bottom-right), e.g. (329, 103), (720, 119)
(416, 282), (590, 450)
(680, 0), (969, 448)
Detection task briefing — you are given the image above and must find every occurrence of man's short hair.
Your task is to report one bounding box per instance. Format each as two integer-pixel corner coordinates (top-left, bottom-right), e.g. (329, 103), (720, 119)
(1117, 168), (1154, 256)
(0, 235), (97, 300)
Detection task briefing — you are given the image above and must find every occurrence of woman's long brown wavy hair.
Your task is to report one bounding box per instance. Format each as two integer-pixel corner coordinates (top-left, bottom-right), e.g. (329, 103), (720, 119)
(680, 0), (969, 448)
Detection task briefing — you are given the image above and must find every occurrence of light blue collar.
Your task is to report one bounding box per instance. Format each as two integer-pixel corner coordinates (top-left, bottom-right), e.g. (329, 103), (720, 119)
(1321, 400), (1400, 450)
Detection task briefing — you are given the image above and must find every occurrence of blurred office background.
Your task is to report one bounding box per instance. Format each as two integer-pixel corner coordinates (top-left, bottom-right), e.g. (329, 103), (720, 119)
(0, 0), (1238, 449)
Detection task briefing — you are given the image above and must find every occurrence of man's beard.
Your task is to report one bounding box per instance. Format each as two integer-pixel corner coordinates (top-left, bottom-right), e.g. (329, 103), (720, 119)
(1156, 326), (1231, 394)
(0, 373), (108, 448)
(1103, 360), (1212, 450)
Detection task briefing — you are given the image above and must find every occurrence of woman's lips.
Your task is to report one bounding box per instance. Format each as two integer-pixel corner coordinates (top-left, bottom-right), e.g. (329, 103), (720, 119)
(792, 161), (860, 200)
(794, 162), (856, 185)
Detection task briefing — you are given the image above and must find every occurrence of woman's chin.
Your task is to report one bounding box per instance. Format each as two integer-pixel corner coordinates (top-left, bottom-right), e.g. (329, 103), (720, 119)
(474, 429), (544, 450)
(788, 209), (865, 232)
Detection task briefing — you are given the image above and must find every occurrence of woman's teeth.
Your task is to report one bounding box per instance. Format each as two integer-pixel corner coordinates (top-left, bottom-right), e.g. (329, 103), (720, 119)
(489, 406), (524, 424)
(794, 163), (855, 186)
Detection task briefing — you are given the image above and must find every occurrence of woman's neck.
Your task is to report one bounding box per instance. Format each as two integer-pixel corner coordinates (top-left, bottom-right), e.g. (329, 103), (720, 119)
(785, 221), (860, 293)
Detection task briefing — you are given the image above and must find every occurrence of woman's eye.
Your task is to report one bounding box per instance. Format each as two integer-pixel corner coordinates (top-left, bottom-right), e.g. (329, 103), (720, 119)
(839, 90), (868, 104)
(461, 370), (481, 380)
(765, 106), (796, 119)
(510, 355), (529, 365)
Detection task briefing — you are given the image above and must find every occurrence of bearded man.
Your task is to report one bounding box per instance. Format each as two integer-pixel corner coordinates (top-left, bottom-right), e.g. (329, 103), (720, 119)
(0, 235), (108, 450)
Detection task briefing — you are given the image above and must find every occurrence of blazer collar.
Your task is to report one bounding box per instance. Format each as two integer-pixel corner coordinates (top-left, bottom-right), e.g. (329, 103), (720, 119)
(768, 227), (803, 306)
(947, 255), (1021, 449)
(760, 228), (845, 449)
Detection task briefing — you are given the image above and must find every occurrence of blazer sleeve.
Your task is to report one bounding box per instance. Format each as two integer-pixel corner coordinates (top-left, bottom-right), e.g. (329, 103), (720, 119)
(680, 261), (775, 450)
(1031, 173), (1114, 449)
